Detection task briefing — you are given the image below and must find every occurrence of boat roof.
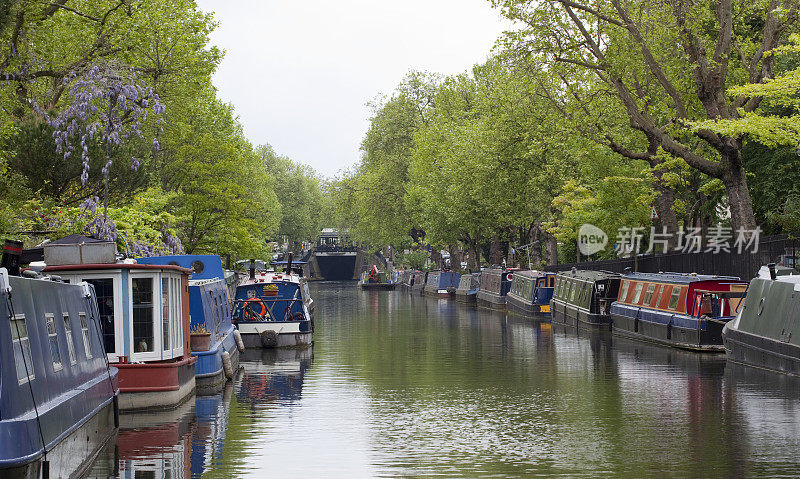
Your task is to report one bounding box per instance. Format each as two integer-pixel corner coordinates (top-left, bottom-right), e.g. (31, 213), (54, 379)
(514, 270), (554, 279)
(136, 254), (224, 280)
(557, 269), (620, 282)
(622, 271), (742, 284)
(238, 270), (302, 286)
(44, 262), (190, 274)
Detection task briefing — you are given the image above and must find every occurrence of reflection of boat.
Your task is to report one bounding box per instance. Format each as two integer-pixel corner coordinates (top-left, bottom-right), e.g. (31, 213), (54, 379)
(237, 347), (312, 406)
(233, 257), (313, 348)
(0, 262), (119, 478)
(137, 255), (242, 394)
(551, 270), (620, 330)
(477, 268), (514, 310)
(610, 272), (747, 351)
(190, 376), (237, 477)
(116, 396), (196, 478)
(723, 265), (800, 376)
(47, 242), (197, 410)
(506, 270), (555, 317)
(424, 271), (461, 298)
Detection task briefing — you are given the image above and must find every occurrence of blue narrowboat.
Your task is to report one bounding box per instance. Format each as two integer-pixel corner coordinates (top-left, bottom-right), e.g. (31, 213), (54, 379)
(455, 272), (480, 304)
(0, 266), (119, 477)
(424, 271), (461, 298)
(137, 255), (243, 394)
(476, 268), (515, 310)
(233, 259), (313, 348)
(610, 272), (748, 351)
(506, 270), (555, 316)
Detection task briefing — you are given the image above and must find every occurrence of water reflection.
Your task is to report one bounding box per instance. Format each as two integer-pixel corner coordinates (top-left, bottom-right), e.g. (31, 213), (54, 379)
(84, 283), (800, 477)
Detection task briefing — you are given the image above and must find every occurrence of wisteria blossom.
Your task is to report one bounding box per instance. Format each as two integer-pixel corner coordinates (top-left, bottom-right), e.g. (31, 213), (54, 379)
(35, 62), (166, 185)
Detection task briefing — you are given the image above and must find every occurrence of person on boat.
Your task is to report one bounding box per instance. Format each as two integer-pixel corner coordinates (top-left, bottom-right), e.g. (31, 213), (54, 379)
(369, 265), (379, 283)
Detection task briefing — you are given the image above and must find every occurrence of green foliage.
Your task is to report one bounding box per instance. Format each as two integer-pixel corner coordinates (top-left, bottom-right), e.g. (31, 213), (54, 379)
(397, 248), (429, 271)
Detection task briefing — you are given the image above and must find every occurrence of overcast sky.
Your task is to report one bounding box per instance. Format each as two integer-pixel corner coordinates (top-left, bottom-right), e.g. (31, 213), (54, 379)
(193, 0), (513, 178)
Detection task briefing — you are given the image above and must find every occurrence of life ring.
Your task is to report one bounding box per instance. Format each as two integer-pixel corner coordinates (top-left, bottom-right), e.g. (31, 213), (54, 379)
(243, 298), (266, 321)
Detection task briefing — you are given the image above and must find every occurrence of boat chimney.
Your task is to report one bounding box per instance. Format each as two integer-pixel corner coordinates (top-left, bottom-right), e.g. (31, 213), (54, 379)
(286, 252), (294, 274)
(1, 239), (23, 276)
(249, 259), (255, 280)
(768, 262), (777, 280)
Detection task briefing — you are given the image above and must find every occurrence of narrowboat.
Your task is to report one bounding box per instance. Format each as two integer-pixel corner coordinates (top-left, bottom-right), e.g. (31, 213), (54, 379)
(723, 264), (800, 376)
(45, 242), (197, 411)
(551, 270), (621, 330)
(272, 259), (314, 316)
(455, 272), (480, 304)
(506, 270), (556, 317)
(403, 271), (424, 291)
(136, 255), (244, 395)
(0, 265), (119, 478)
(232, 258), (313, 348)
(476, 268), (514, 310)
(358, 269), (396, 290)
(610, 272), (748, 351)
(410, 271), (428, 295)
(424, 271), (461, 298)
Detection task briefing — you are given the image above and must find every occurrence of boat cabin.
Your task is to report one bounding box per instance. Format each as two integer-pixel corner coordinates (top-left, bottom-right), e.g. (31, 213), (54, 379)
(233, 272), (308, 324)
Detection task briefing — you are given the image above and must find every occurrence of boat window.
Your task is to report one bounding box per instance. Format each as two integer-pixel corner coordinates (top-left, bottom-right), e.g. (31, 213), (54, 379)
(619, 281), (630, 303)
(569, 281), (577, 301)
(632, 282), (644, 304)
(86, 278), (115, 354)
(173, 277), (183, 353)
(643, 284), (655, 306)
(132, 277), (154, 353)
(79, 312), (93, 359)
(45, 313), (62, 372)
(668, 287), (681, 310)
(62, 313), (77, 365)
(162, 278), (171, 352)
(655, 285), (665, 308)
(549, 276), (554, 287)
(11, 314), (35, 383)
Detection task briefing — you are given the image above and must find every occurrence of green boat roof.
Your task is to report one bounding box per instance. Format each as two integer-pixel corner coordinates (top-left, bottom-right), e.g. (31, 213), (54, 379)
(555, 269), (620, 282)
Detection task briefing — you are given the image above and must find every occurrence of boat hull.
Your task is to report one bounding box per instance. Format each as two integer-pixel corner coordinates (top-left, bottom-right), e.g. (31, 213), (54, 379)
(610, 310), (727, 352)
(194, 328), (241, 395)
(551, 300), (611, 330)
(0, 400), (117, 479)
(723, 324), (800, 376)
(476, 290), (506, 310)
(455, 291), (477, 304)
(506, 293), (551, 318)
(237, 321), (313, 348)
(115, 357), (197, 411)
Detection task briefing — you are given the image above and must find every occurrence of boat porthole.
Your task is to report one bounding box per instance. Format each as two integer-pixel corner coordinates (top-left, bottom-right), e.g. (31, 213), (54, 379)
(758, 297), (765, 316)
(191, 260), (205, 274)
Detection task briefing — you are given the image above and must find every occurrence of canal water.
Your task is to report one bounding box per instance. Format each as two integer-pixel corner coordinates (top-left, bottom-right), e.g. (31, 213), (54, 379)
(88, 282), (800, 478)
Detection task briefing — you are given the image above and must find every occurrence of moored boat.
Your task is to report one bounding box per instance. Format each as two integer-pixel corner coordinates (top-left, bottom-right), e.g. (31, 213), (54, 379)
(44, 242), (197, 411)
(404, 270), (425, 292)
(0, 260), (119, 477)
(455, 272), (480, 304)
(233, 257), (313, 348)
(506, 270), (555, 317)
(410, 271), (428, 295)
(358, 269), (396, 290)
(476, 268), (514, 310)
(610, 272), (748, 351)
(136, 255), (243, 395)
(723, 264), (800, 376)
(551, 270), (621, 330)
(423, 271), (461, 298)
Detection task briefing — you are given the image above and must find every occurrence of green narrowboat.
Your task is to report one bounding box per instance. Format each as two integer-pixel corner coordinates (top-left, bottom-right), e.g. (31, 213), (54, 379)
(551, 270), (621, 330)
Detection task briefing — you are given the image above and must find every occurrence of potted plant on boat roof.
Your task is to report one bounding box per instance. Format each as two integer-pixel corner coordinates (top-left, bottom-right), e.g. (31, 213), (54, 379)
(190, 325), (211, 352)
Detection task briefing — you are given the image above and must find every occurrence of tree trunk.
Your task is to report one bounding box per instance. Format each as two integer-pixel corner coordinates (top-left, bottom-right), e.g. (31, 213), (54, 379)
(429, 247), (441, 270)
(652, 178), (679, 247)
(467, 240), (480, 271)
(489, 238), (505, 266)
(529, 224), (543, 267)
(723, 166), (757, 231)
(448, 244), (461, 272)
(543, 230), (558, 266)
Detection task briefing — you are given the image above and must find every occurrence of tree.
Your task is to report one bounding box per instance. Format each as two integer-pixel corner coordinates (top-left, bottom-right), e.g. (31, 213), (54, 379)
(493, 0), (799, 231)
